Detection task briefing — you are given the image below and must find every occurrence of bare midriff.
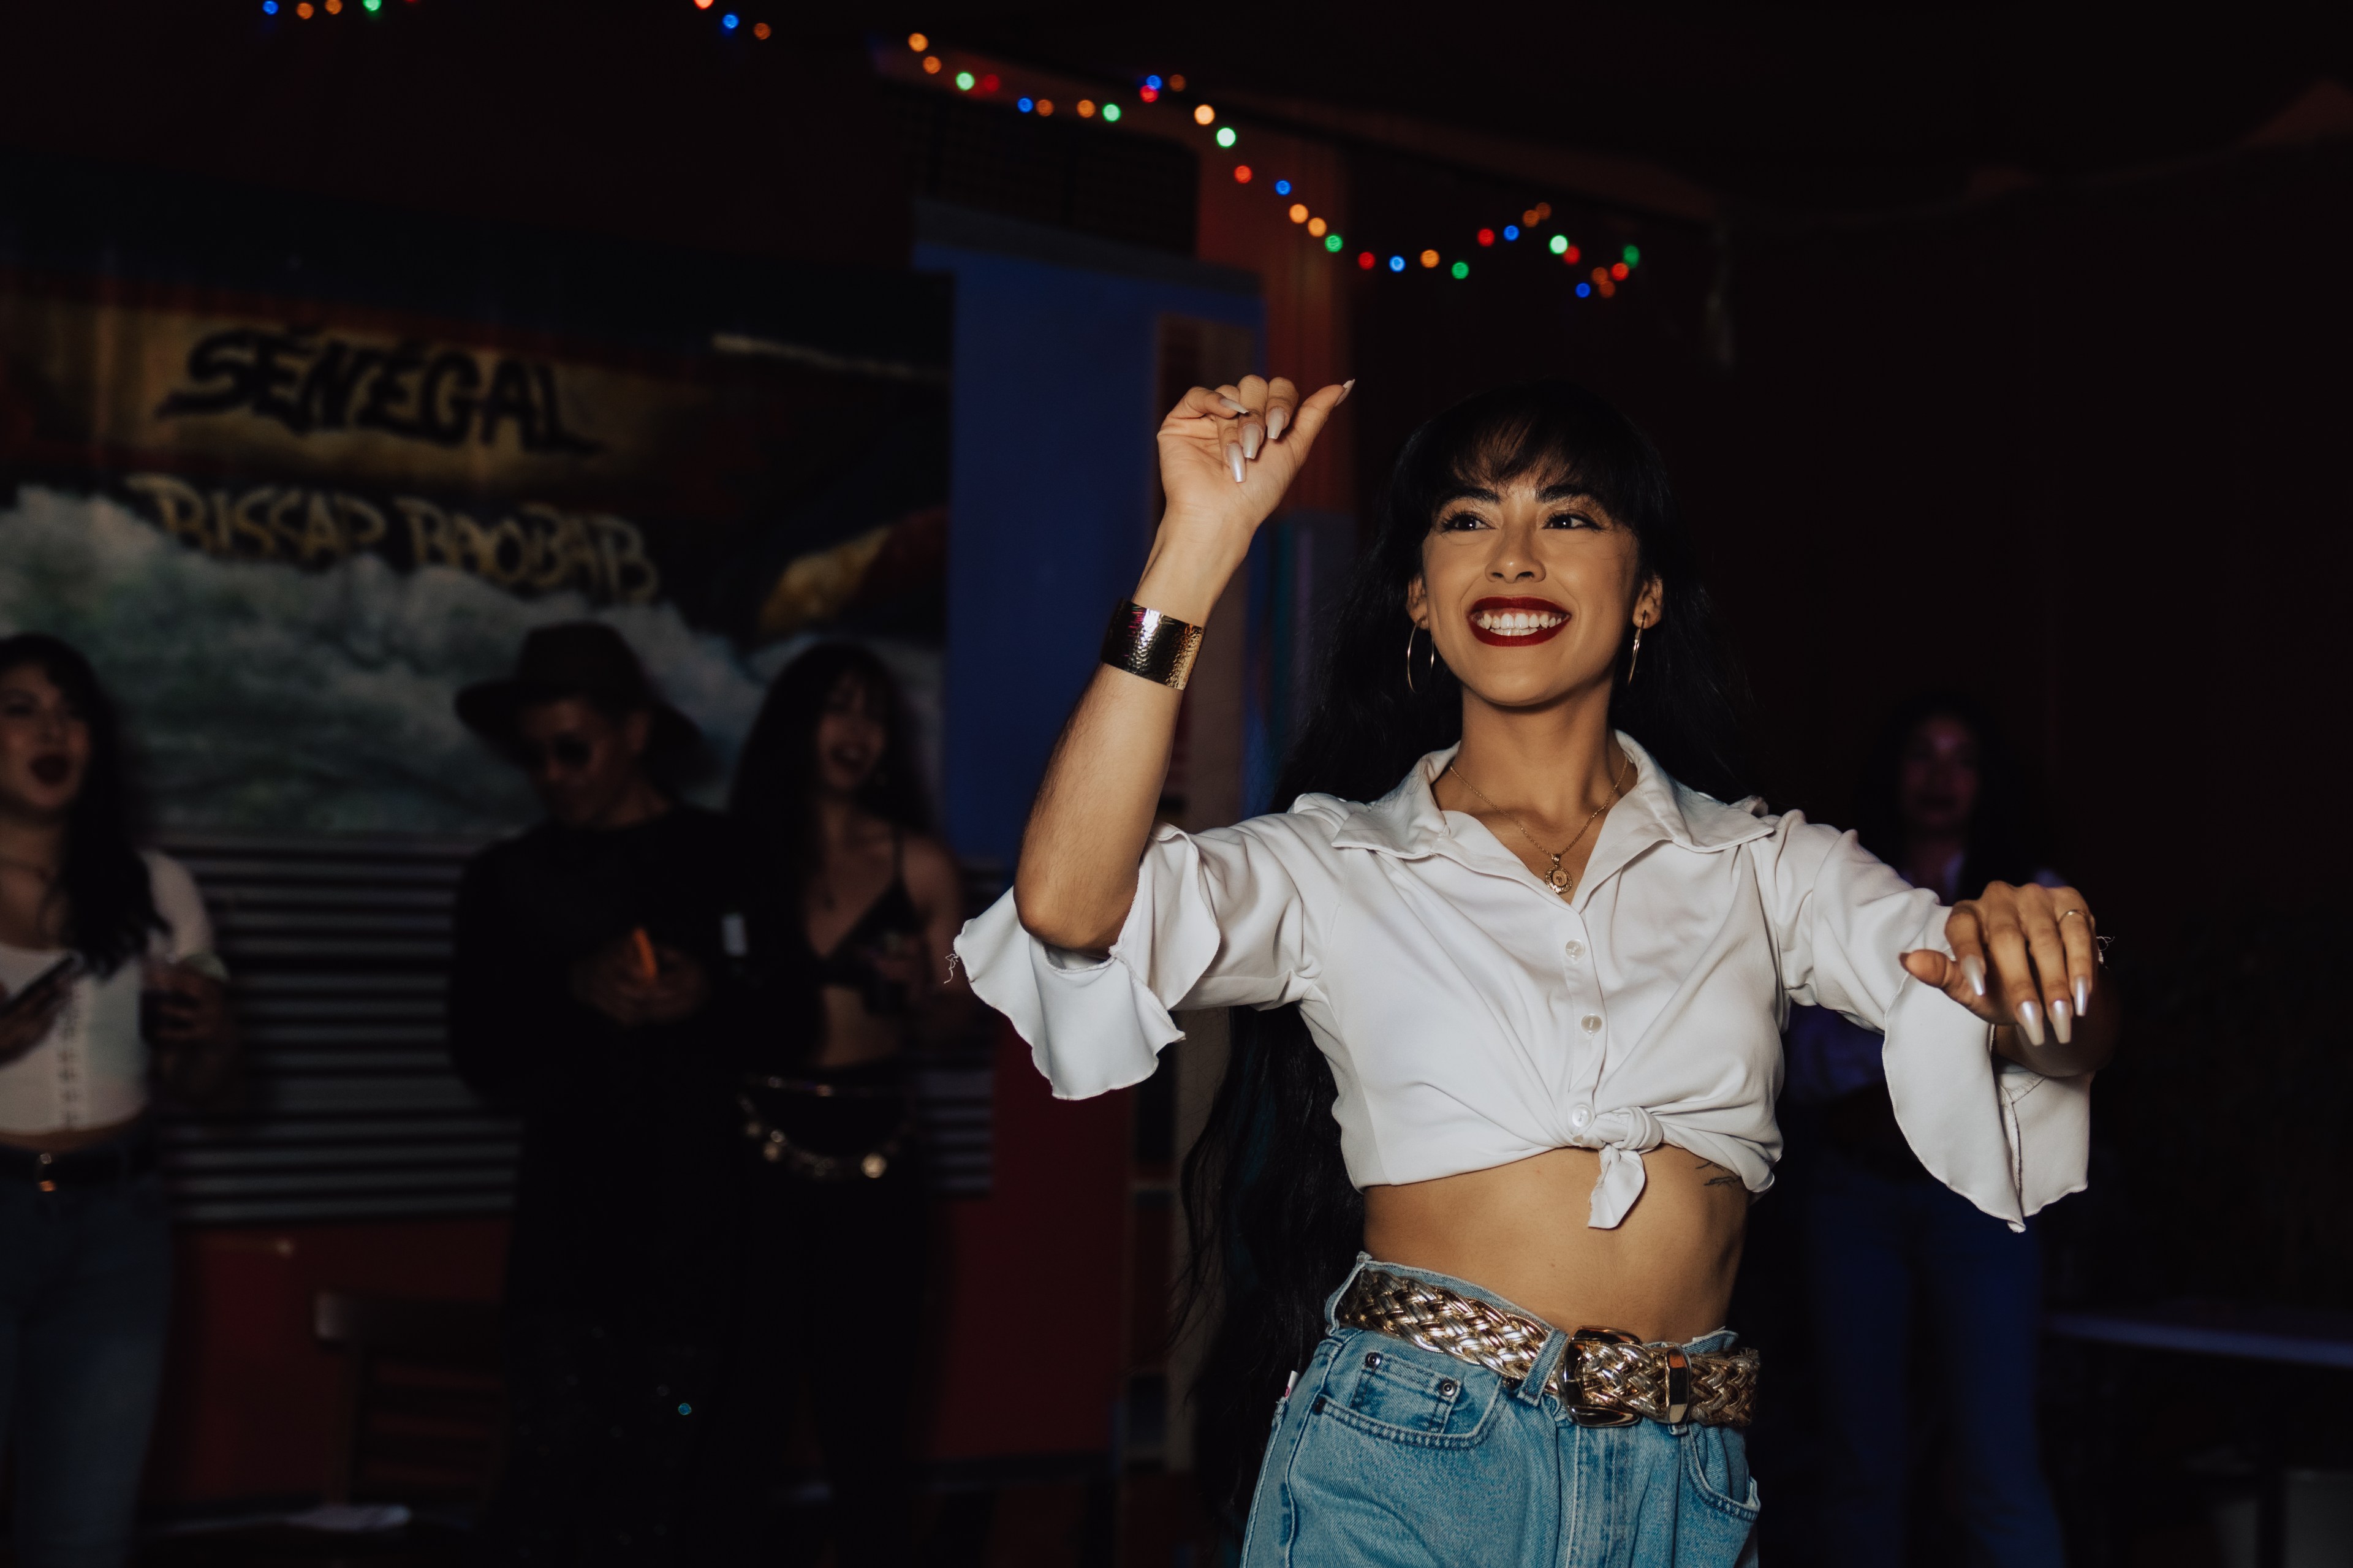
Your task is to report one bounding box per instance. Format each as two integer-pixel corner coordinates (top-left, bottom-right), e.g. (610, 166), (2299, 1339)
(0, 1113), (145, 1156)
(811, 986), (904, 1070)
(1362, 1145), (1750, 1345)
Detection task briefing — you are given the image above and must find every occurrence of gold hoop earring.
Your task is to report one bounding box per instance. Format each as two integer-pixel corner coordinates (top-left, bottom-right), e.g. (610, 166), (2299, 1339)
(1628, 623), (1643, 683)
(1404, 624), (1439, 694)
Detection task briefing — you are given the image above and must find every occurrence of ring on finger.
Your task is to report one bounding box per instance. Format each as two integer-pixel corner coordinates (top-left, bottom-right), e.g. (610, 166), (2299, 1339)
(2058, 909), (2087, 925)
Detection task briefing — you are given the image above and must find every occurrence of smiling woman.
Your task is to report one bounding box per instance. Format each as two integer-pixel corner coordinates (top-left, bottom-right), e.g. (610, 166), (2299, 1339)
(955, 376), (2115, 1562)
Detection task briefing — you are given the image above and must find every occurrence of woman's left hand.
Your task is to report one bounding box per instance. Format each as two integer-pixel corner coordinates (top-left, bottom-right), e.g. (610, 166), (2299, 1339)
(147, 963), (232, 1046)
(1901, 882), (2117, 1075)
(148, 961), (243, 1108)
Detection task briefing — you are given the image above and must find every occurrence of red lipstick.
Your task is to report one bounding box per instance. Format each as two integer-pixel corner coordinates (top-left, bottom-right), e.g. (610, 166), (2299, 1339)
(1466, 596), (1571, 647)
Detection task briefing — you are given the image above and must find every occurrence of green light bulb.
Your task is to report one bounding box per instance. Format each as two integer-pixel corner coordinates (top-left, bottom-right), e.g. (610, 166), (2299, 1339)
(1102, 102), (1121, 122)
(955, 71), (976, 91)
(1325, 234), (1343, 252)
(1548, 235), (1568, 256)
(1215, 126), (1238, 148)
(1622, 244), (1641, 266)
(1450, 261), (1469, 279)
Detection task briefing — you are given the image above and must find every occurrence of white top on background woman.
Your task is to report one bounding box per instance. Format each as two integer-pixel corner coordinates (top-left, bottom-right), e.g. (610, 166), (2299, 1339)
(957, 375), (2112, 1567)
(0, 633), (235, 1568)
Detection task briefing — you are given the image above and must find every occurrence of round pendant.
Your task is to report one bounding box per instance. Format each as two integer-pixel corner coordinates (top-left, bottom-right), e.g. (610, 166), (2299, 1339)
(1547, 866), (1572, 892)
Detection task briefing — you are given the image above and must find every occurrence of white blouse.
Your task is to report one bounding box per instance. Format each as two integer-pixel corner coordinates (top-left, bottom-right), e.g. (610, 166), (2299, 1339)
(0, 852), (213, 1134)
(957, 735), (2090, 1232)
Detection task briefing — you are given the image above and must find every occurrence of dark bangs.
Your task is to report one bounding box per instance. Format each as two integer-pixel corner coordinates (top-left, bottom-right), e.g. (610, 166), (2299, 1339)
(1389, 380), (1677, 555)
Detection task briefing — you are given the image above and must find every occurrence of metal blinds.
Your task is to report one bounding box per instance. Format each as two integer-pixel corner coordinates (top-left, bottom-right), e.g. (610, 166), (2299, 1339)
(154, 832), (993, 1225)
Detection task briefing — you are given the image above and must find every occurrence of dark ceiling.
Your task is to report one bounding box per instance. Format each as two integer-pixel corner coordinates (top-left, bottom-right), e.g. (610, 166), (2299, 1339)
(871, 4), (2353, 211)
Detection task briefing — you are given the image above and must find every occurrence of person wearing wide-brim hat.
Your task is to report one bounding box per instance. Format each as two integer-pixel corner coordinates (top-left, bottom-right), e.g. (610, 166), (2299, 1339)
(455, 621), (704, 795)
(445, 620), (820, 1564)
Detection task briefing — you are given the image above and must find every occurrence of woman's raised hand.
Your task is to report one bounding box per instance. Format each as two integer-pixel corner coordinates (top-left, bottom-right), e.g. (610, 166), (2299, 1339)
(1901, 882), (2116, 1076)
(1142, 375), (1351, 622)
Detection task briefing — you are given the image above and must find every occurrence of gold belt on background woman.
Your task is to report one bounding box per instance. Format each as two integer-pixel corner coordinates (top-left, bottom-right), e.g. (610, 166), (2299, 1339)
(735, 1073), (915, 1182)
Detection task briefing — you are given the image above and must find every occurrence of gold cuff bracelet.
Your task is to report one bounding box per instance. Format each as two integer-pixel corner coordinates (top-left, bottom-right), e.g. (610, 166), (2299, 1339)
(1101, 600), (1205, 691)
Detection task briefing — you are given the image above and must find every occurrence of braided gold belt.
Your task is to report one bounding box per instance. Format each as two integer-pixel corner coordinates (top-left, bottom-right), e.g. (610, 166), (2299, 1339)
(1334, 1268), (1760, 1428)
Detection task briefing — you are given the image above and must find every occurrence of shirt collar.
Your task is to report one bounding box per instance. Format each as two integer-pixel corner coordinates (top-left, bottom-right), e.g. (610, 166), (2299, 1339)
(1322, 733), (1772, 892)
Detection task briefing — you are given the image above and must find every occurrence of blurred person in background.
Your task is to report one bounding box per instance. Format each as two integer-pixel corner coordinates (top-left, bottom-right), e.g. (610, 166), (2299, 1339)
(719, 642), (971, 1568)
(1783, 692), (2069, 1568)
(448, 623), (816, 1567)
(0, 632), (235, 1568)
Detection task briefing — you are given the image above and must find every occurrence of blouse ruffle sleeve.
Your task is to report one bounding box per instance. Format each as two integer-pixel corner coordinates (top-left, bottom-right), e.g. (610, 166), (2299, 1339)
(954, 818), (1316, 1102)
(1765, 817), (2090, 1231)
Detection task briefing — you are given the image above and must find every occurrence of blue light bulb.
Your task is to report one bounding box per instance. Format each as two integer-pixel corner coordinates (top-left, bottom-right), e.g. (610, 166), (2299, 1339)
(1504, 224), (1520, 241)
(1274, 180), (1291, 195)
(1575, 282), (1591, 297)
(1145, 74), (1163, 90)
(721, 12), (738, 28)
(1018, 97), (1034, 112)
(1389, 255), (1405, 273)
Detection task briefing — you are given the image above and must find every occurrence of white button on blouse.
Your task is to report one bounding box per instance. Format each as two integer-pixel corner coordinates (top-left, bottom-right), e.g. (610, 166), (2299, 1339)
(0, 852), (213, 1135)
(957, 735), (2090, 1232)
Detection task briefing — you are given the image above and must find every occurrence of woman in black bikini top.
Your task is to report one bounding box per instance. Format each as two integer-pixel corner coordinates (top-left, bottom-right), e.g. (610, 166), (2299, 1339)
(733, 642), (971, 1072)
(724, 640), (972, 1566)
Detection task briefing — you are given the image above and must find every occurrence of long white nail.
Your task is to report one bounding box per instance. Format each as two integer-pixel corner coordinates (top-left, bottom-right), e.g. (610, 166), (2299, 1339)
(1228, 443), (1246, 483)
(1268, 408), (1288, 442)
(1960, 956), (1987, 998)
(1340, 378), (1356, 401)
(1243, 423), (1263, 460)
(2048, 998), (2073, 1046)
(2073, 977), (2090, 1017)
(1218, 395), (1251, 415)
(2015, 999), (2046, 1048)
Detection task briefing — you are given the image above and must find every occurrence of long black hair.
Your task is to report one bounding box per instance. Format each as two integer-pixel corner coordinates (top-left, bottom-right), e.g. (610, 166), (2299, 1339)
(1178, 381), (1752, 1524)
(1851, 691), (2047, 897)
(729, 642), (932, 901)
(0, 635), (161, 975)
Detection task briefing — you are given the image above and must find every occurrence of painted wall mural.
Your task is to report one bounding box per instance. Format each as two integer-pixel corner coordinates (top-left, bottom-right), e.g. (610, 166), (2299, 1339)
(0, 154), (952, 834)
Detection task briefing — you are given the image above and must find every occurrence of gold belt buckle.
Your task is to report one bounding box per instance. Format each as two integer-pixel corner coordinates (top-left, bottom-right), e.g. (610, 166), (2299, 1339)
(1563, 1327), (1642, 1427)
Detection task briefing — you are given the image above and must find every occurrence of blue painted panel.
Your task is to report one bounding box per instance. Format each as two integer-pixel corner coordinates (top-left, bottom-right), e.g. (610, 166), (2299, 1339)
(916, 243), (1260, 865)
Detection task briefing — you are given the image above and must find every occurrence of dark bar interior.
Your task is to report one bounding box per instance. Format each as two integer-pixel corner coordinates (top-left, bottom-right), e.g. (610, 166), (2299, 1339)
(0, 4), (2346, 1564)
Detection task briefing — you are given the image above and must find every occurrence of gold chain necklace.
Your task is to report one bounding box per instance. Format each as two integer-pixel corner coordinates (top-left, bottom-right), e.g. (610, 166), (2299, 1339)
(1447, 750), (1633, 897)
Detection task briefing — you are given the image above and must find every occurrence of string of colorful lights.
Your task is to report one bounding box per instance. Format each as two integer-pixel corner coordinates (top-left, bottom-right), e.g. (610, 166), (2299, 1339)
(257, 0), (401, 17)
(246, 2), (1646, 298)
(891, 32), (1644, 300)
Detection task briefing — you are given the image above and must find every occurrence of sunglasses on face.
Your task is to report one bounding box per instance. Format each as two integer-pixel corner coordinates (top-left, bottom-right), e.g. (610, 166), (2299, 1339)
(518, 735), (596, 772)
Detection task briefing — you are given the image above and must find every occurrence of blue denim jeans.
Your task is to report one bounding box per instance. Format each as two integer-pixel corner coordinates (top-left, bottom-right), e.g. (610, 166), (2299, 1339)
(0, 1163), (172, 1568)
(1241, 1257), (1760, 1568)
(1803, 1145), (2063, 1568)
